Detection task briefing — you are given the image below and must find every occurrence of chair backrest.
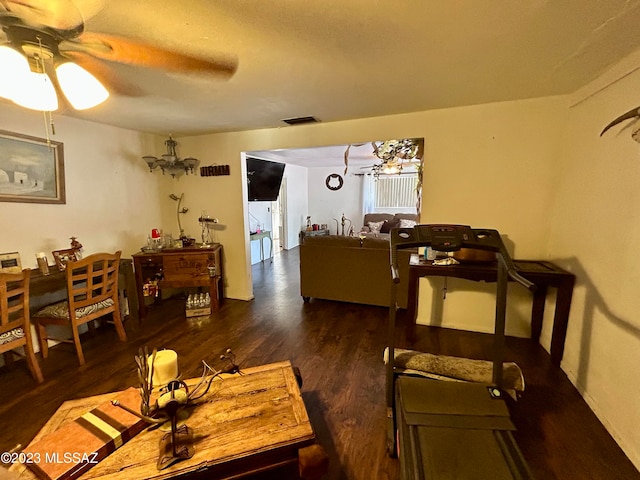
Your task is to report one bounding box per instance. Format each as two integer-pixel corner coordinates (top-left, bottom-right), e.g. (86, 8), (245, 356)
(65, 251), (122, 310)
(0, 269), (31, 338)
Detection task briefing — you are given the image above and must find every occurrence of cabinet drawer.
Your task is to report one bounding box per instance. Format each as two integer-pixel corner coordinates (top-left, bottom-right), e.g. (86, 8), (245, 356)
(162, 253), (215, 281)
(135, 255), (163, 269)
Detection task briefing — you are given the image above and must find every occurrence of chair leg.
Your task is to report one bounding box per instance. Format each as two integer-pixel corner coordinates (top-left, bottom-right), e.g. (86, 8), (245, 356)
(71, 323), (85, 366)
(87, 320), (96, 335)
(3, 351), (14, 365)
(36, 322), (49, 359)
(112, 308), (127, 342)
(24, 344), (44, 383)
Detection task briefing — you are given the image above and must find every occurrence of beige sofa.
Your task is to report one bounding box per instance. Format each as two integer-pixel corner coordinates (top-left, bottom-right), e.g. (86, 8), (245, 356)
(299, 235), (414, 308)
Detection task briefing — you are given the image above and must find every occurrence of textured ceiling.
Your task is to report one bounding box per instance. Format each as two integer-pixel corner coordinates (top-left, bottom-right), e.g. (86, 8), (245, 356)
(4, 1), (640, 137)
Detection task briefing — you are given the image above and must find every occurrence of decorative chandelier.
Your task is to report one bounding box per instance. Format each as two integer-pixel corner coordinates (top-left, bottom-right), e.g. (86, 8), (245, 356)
(143, 136), (200, 178)
(0, 40), (108, 111)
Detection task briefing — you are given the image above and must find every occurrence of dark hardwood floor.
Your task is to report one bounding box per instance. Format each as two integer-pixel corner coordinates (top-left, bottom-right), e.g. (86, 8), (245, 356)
(1, 247), (638, 479)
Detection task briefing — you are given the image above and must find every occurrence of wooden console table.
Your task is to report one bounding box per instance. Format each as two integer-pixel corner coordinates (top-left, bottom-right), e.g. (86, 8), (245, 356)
(10, 361), (323, 480)
(132, 244), (223, 319)
(406, 259), (575, 366)
(250, 231), (272, 263)
(299, 229), (330, 241)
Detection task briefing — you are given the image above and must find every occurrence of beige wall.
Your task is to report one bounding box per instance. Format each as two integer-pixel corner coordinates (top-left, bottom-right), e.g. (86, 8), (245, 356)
(0, 104), (163, 272)
(176, 95), (567, 319)
(547, 51), (640, 468)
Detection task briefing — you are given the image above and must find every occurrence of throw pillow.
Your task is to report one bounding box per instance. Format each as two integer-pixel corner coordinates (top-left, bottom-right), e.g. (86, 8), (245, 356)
(398, 218), (417, 228)
(380, 219), (398, 233)
(368, 220), (385, 234)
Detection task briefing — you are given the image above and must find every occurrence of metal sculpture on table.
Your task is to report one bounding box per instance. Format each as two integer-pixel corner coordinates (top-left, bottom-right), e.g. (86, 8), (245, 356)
(333, 213), (352, 236)
(112, 346), (241, 470)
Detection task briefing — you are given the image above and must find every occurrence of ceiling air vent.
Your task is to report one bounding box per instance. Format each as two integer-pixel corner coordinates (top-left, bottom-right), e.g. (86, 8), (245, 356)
(281, 116), (319, 126)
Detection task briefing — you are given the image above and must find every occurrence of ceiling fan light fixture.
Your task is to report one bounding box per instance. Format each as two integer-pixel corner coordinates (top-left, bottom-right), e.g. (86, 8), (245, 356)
(56, 62), (109, 110)
(381, 161), (400, 175)
(0, 46), (31, 100)
(11, 70), (58, 111)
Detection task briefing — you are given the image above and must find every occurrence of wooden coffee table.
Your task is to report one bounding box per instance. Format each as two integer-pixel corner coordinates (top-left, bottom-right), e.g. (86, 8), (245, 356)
(10, 361), (321, 479)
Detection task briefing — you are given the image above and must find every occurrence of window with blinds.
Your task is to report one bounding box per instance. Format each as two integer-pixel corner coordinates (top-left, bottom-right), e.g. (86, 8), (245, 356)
(374, 174), (418, 209)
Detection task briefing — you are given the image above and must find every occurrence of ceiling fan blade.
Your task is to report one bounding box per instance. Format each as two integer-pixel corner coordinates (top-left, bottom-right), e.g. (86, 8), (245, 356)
(61, 51), (145, 97)
(60, 32), (238, 78)
(0, 0), (84, 38)
(344, 144), (351, 175)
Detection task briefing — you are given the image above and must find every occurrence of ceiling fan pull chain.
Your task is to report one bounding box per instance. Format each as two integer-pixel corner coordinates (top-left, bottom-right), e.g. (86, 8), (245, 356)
(49, 111), (56, 136)
(41, 111), (56, 148)
(32, 35), (56, 144)
(41, 111), (51, 147)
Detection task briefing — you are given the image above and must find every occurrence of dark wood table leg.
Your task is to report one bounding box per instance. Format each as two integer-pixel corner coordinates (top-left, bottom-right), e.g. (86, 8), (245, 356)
(208, 276), (221, 309)
(407, 268), (420, 324)
(121, 260), (139, 326)
(530, 285), (548, 343)
(550, 277), (576, 366)
(406, 268), (421, 342)
(298, 444), (329, 480)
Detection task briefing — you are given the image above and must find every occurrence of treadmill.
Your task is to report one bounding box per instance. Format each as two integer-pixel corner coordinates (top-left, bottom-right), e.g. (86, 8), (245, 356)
(386, 224), (535, 479)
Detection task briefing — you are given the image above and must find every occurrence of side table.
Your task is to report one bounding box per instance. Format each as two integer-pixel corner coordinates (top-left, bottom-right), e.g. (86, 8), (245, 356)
(406, 258), (575, 366)
(250, 231), (273, 263)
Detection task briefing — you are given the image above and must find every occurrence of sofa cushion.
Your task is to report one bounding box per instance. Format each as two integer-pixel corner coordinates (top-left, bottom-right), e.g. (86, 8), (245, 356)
(364, 213), (394, 224)
(367, 220), (385, 234)
(394, 213), (419, 223)
(380, 219), (399, 233)
(398, 218), (417, 228)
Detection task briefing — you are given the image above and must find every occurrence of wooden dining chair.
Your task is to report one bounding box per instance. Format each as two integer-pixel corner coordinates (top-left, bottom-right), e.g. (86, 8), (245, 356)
(34, 251), (127, 366)
(0, 269), (44, 383)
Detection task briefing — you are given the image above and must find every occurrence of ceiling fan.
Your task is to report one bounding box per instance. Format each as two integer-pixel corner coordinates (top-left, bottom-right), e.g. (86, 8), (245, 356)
(0, 0), (238, 112)
(347, 138), (423, 177)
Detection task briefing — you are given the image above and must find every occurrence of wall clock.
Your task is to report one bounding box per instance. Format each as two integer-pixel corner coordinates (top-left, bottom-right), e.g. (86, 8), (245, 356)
(325, 173), (343, 191)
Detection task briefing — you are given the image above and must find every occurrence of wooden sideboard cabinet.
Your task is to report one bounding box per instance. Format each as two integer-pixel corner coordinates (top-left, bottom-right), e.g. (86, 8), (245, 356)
(132, 244), (223, 319)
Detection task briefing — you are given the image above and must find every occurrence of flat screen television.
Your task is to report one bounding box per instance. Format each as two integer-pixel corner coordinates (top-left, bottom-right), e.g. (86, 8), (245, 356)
(246, 157), (285, 202)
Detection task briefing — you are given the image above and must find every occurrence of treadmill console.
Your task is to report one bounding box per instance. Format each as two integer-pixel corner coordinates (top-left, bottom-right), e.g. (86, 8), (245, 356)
(392, 224), (504, 253)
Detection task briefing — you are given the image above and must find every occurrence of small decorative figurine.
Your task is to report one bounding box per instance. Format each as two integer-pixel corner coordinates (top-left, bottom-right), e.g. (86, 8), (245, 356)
(70, 236), (83, 259)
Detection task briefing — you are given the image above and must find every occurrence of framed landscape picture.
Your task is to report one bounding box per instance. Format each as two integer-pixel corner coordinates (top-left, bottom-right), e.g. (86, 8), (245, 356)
(0, 130), (65, 204)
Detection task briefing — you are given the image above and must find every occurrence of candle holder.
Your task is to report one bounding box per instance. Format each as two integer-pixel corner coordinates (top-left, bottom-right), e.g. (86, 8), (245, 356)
(113, 346), (241, 470)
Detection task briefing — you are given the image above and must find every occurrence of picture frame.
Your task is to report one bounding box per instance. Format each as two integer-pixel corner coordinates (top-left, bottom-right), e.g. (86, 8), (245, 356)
(52, 249), (78, 271)
(0, 252), (22, 274)
(0, 130), (65, 204)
